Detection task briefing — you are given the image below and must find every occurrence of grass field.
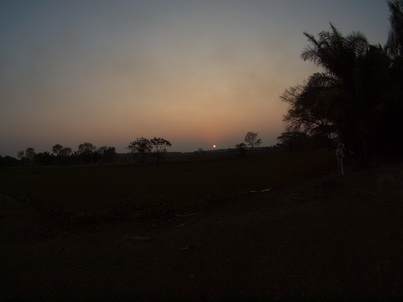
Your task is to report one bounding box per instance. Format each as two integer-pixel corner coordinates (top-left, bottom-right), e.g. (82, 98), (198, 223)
(0, 150), (334, 223)
(1, 149), (403, 301)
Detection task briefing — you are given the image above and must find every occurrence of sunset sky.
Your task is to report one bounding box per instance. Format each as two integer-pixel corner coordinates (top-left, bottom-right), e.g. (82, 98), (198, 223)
(0, 0), (390, 156)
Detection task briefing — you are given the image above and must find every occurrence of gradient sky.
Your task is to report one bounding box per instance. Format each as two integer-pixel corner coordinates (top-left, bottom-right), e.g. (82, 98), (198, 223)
(0, 0), (390, 156)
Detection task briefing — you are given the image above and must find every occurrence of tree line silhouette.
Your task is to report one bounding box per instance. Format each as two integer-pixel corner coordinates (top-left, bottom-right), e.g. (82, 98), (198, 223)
(2, 1), (401, 167)
(13, 143), (117, 166)
(234, 131), (263, 157)
(0, 138), (172, 167)
(127, 137), (172, 163)
(280, 0), (403, 165)
(1, 131), (269, 166)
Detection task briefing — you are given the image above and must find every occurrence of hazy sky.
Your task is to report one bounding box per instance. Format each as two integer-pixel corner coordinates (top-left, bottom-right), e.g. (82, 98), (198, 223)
(0, 0), (390, 156)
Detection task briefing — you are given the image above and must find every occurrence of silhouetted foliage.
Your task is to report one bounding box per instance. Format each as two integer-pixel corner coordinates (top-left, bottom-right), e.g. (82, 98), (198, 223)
(97, 146), (116, 163)
(150, 137), (172, 163)
(386, 0), (403, 58)
(50, 144), (73, 164)
(276, 131), (334, 152)
(13, 143), (118, 166)
(128, 137), (171, 163)
(33, 152), (54, 165)
(25, 147), (36, 161)
(73, 142), (98, 163)
(277, 131), (310, 152)
(244, 131), (262, 148)
(77, 142), (96, 154)
(76, 152), (99, 164)
(52, 144), (64, 156)
(195, 148), (206, 154)
(17, 150), (24, 159)
(385, 0), (403, 152)
(128, 137), (153, 162)
(0, 155), (20, 167)
(282, 10), (403, 164)
(235, 142), (247, 157)
(60, 147), (72, 157)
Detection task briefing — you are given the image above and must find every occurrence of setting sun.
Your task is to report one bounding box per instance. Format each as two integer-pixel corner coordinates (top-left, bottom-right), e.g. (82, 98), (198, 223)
(0, 1), (389, 157)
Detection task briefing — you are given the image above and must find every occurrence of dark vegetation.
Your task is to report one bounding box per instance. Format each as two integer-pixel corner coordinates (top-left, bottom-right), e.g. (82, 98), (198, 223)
(1, 150), (403, 301)
(1, 1), (403, 301)
(127, 137), (172, 163)
(2, 137), (172, 167)
(281, 0), (403, 165)
(10, 143), (117, 167)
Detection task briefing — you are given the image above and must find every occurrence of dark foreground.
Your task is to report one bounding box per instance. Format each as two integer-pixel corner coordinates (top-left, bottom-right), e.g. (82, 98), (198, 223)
(1, 153), (403, 301)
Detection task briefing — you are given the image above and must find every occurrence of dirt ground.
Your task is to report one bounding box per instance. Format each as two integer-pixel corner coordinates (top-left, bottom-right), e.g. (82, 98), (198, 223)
(1, 161), (403, 301)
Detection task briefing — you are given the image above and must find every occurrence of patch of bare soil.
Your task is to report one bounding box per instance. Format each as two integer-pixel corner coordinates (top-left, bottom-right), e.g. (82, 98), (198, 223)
(1, 163), (403, 301)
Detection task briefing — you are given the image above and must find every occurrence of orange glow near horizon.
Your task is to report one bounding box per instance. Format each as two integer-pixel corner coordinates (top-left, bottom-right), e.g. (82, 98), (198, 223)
(0, 1), (389, 156)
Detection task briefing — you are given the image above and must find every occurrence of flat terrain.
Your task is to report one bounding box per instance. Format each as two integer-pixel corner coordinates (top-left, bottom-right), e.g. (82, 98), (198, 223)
(1, 150), (403, 301)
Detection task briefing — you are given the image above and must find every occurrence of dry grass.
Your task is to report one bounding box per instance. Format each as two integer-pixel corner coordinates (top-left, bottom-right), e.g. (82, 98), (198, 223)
(1, 150), (403, 301)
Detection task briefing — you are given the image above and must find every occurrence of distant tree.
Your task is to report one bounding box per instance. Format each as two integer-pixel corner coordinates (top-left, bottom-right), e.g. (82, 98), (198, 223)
(244, 131), (262, 148)
(97, 146), (116, 163)
(77, 142), (96, 154)
(33, 152), (54, 165)
(128, 137), (152, 162)
(17, 150), (24, 159)
(60, 147), (72, 157)
(25, 147), (36, 160)
(97, 146), (108, 155)
(128, 137), (171, 163)
(150, 137), (172, 163)
(75, 142), (98, 163)
(52, 144), (64, 156)
(235, 142), (247, 157)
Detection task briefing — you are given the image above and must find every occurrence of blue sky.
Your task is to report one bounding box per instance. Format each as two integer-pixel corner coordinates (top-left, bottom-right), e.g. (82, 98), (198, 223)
(0, 0), (390, 156)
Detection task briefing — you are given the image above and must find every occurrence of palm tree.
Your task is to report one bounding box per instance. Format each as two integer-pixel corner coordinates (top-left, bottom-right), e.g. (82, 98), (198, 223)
(283, 3), (403, 162)
(386, 0), (403, 58)
(300, 24), (375, 163)
(383, 1), (403, 151)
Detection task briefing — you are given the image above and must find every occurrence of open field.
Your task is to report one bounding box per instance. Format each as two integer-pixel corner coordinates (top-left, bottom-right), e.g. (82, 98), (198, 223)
(1, 149), (403, 301)
(0, 150), (335, 221)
